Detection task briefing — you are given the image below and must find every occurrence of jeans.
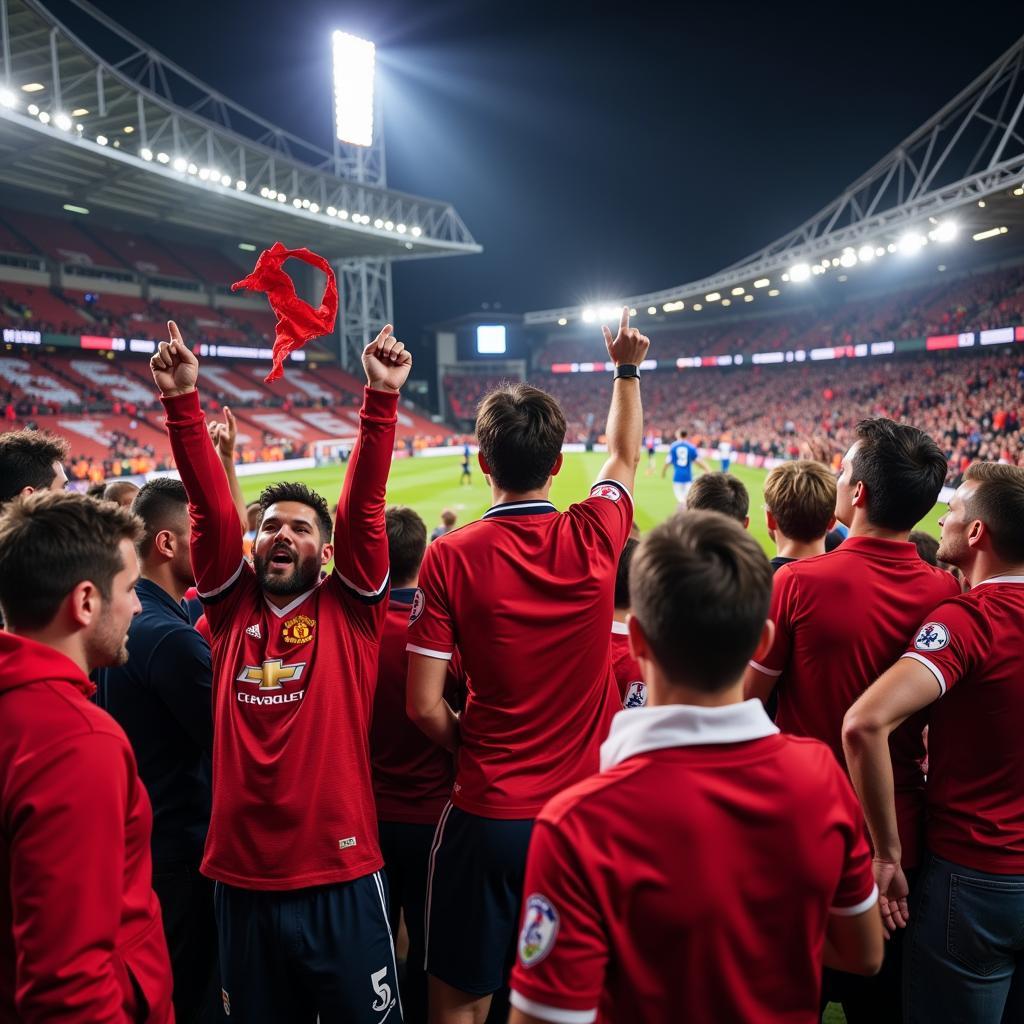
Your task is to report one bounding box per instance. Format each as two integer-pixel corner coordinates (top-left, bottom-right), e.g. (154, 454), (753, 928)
(905, 852), (1024, 1023)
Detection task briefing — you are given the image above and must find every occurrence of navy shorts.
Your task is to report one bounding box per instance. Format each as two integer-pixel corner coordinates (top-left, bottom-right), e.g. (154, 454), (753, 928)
(214, 872), (402, 1023)
(424, 803), (534, 996)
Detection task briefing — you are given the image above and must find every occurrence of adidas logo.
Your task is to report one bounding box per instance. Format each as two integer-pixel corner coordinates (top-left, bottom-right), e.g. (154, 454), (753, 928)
(246, 624), (261, 639)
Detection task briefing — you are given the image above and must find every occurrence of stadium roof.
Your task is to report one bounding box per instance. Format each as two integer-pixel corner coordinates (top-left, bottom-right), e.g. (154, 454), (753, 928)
(0, 0), (482, 262)
(526, 33), (1024, 326)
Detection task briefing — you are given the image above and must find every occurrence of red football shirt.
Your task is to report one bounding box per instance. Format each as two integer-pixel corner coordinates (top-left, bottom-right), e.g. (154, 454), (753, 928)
(509, 701), (877, 1024)
(901, 576), (1024, 873)
(609, 623), (646, 708)
(164, 386), (395, 890)
(751, 536), (959, 868)
(407, 482), (632, 818)
(370, 589), (464, 825)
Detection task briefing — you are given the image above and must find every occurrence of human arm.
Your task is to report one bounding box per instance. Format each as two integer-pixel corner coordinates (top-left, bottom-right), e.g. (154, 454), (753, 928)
(152, 322), (246, 603)
(742, 564), (795, 703)
(823, 910), (885, 975)
(9, 734), (138, 1021)
(332, 326), (410, 618)
(597, 307), (649, 494)
(842, 658), (944, 933)
(406, 653), (460, 752)
(208, 405), (247, 533)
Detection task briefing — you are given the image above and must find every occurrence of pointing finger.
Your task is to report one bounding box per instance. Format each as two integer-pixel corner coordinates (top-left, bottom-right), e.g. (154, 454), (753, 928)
(619, 306), (630, 335)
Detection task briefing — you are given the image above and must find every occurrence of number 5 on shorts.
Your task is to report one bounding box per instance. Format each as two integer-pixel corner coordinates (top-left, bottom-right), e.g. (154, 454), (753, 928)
(370, 966), (392, 1012)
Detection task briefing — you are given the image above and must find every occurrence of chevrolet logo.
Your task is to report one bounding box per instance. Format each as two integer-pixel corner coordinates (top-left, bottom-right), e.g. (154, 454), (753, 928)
(236, 659), (307, 691)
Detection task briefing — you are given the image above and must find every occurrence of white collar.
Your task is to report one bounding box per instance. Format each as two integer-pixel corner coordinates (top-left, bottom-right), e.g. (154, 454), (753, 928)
(610, 620), (630, 635)
(972, 575), (1024, 588)
(600, 699), (779, 771)
(263, 586), (317, 619)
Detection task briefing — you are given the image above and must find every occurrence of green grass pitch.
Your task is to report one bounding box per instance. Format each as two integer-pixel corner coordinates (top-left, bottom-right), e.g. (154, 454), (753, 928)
(237, 452), (946, 551)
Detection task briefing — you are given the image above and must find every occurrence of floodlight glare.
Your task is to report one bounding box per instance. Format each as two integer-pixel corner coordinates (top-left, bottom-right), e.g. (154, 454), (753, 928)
(558, 317), (568, 326)
(0, 89), (16, 109)
(788, 263), (811, 282)
(931, 220), (957, 243)
(332, 30), (375, 147)
(476, 325), (507, 355)
(581, 308), (596, 323)
(857, 245), (875, 262)
(839, 250), (857, 268)
(898, 232), (926, 255)
(172, 157), (187, 172)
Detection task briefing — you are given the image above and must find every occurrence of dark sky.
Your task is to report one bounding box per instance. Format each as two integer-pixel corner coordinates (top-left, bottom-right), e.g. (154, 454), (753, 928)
(65, 0), (1024, 334)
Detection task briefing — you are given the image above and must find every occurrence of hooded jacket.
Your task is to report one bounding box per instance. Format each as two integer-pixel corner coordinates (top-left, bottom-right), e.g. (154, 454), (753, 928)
(0, 632), (173, 1023)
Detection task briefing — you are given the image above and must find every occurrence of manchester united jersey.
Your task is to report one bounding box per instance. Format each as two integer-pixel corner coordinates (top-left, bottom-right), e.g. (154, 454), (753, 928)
(407, 482), (633, 819)
(164, 386), (396, 891)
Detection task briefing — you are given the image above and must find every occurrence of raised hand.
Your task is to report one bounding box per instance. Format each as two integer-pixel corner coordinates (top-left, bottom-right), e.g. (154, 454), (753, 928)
(151, 321), (199, 397)
(362, 324), (412, 393)
(208, 406), (238, 459)
(602, 307), (650, 368)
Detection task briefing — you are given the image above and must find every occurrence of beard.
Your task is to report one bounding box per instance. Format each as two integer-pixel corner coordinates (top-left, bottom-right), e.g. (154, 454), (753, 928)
(255, 547), (321, 596)
(86, 619), (131, 670)
(936, 534), (965, 567)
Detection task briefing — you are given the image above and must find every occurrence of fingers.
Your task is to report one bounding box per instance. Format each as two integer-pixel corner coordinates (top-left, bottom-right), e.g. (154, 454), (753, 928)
(224, 406), (236, 430)
(366, 324), (393, 354)
(618, 306), (630, 334)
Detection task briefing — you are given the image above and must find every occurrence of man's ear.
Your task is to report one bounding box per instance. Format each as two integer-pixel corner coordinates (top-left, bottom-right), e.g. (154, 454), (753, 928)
(742, 516), (750, 530)
(751, 619), (776, 663)
(826, 514), (837, 531)
(966, 518), (986, 550)
(765, 508), (778, 533)
(550, 453), (564, 477)
(627, 613), (650, 663)
(478, 452), (491, 475)
(153, 528), (176, 561)
(852, 480), (868, 509)
(66, 580), (101, 629)
(320, 542), (335, 566)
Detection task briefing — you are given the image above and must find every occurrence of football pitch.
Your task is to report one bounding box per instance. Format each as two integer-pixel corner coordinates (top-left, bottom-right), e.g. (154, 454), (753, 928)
(237, 452), (946, 552)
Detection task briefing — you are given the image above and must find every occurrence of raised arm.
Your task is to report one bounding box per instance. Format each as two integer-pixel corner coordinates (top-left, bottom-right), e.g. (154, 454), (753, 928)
(333, 326), (411, 611)
(208, 405), (247, 533)
(152, 322), (245, 599)
(598, 307), (649, 494)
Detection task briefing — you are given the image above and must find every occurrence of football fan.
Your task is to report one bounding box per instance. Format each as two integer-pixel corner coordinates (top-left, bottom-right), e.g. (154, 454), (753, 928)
(610, 536), (646, 708)
(0, 428), (69, 503)
(686, 470), (750, 526)
(0, 492), (173, 1022)
(844, 462), (1024, 1023)
(406, 306), (646, 1023)
(762, 458), (838, 573)
(151, 319), (410, 1023)
(508, 511), (883, 1024)
(743, 417), (959, 1021)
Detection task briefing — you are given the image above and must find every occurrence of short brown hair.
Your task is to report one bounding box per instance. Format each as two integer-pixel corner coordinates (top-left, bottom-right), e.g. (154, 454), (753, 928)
(688, 472), (749, 523)
(0, 491), (142, 630)
(963, 462), (1024, 562)
(630, 511), (772, 692)
(0, 429), (69, 503)
(476, 384), (566, 493)
(386, 505), (428, 586)
(764, 460), (837, 542)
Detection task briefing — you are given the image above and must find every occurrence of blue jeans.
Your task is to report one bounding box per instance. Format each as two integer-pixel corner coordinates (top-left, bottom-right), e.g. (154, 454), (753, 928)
(905, 853), (1024, 1023)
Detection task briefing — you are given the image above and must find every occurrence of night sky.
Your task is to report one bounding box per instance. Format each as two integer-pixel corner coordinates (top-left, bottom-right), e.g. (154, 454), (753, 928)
(59, 0), (1024, 336)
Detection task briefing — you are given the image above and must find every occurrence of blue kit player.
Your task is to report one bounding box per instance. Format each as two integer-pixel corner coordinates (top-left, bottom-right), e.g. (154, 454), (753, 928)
(661, 429), (711, 507)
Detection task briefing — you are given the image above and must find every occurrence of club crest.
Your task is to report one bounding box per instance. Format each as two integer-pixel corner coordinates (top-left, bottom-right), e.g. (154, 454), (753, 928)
(409, 588), (426, 624)
(282, 614), (316, 646)
(519, 893), (559, 967)
(914, 622), (949, 652)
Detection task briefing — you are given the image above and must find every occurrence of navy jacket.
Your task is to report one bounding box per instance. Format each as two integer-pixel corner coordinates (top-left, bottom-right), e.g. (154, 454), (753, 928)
(96, 578), (213, 870)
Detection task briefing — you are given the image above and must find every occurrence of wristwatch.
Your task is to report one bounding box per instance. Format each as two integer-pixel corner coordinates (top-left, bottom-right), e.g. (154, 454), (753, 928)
(613, 363), (640, 381)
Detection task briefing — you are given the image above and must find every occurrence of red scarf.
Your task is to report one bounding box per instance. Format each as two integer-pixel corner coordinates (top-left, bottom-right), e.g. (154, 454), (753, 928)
(231, 241), (339, 383)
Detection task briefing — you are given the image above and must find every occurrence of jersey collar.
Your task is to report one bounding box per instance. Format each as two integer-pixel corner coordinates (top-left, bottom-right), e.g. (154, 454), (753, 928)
(600, 699), (779, 770)
(483, 500), (557, 519)
(972, 574), (1024, 587)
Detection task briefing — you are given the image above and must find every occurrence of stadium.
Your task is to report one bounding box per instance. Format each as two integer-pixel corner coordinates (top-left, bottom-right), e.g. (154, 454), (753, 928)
(1, 2), (1024, 1023)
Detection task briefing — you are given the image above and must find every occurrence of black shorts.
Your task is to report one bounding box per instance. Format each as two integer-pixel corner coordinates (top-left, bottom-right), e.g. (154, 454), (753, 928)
(215, 872), (402, 1024)
(424, 803), (534, 996)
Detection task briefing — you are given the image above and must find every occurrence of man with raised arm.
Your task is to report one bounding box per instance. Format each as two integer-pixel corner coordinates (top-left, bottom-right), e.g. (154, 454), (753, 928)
(407, 307), (647, 1024)
(152, 320), (411, 1024)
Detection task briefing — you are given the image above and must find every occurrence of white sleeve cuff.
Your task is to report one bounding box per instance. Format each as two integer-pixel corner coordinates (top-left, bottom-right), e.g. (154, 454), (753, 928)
(748, 659), (782, 678)
(509, 990), (597, 1024)
(900, 652), (947, 695)
(406, 643), (453, 661)
(197, 558), (245, 600)
(593, 477), (634, 508)
(831, 883), (879, 917)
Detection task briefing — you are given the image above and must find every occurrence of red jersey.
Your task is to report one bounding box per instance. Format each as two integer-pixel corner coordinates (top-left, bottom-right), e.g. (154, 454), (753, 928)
(752, 536), (959, 868)
(407, 482), (633, 818)
(901, 576), (1024, 873)
(370, 589), (465, 825)
(509, 701), (877, 1024)
(164, 386), (396, 891)
(609, 623), (646, 708)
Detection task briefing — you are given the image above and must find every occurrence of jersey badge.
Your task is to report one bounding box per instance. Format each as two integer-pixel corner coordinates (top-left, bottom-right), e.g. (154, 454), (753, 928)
(236, 659), (307, 691)
(914, 622), (950, 652)
(624, 681), (648, 708)
(519, 893), (559, 967)
(282, 614), (316, 645)
(592, 483), (622, 502)
(409, 588), (425, 624)
(245, 623), (261, 640)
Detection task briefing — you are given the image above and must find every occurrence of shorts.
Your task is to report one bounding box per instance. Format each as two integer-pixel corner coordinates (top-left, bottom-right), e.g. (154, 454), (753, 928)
(215, 872), (402, 1024)
(424, 804), (534, 996)
(672, 481), (693, 505)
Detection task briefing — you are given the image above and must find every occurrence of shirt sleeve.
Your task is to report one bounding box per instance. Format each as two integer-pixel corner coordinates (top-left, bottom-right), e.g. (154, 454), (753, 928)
(899, 597), (985, 697)
(332, 387), (397, 635)
(144, 625), (213, 757)
(509, 820), (607, 1024)
(565, 480), (634, 560)
(749, 562), (798, 677)
(8, 733), (136, 1022)
(829, 762), (880, 915)
(406, 541), (454, 660)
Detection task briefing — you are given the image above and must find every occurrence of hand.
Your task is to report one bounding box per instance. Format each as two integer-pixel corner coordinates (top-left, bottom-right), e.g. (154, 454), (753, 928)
(151, 321), (198, 397)
(208, 406), (237, 459)
(362, 325), (412, 393)
(602, 307), (650, 367)
(873, 857), (910, 936)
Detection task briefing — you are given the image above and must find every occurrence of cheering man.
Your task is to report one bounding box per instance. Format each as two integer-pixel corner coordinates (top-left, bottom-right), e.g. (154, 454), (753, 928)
(152, 320), (410, 1024)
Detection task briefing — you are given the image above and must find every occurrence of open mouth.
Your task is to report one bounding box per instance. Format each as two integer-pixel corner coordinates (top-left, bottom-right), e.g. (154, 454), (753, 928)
(269, 547), (296, 569)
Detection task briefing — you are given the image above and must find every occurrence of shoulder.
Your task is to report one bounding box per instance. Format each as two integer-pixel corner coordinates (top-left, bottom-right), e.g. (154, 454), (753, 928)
(9, 681), (133, 758)
(536, 758), (650, 829)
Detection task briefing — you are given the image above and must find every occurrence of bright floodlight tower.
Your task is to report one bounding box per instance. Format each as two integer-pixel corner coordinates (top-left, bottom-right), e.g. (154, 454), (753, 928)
(0, 0), (481, 369)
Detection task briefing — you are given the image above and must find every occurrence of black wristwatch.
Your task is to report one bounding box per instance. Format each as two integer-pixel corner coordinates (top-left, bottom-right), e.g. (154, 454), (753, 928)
(613, 363), (640, 381)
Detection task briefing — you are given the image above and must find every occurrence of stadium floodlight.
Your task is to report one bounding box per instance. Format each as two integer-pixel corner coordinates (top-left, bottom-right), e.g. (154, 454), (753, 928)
(221, 174), (233, 186)
(731, 286), (745, 296)
(930, 220), (958, 243)
(301, 198), (311, 208)
(705, 292), (721, 302)
(839, 250), (857, 268)
(898, 231), (926, 255)
(581, 308), (596, 323)
(788, 263), (811, 282)
(977, 200), (986, 207)
(744, 294), (754, 302)
(293, 198), (303, 208)
(721, 298), (731, 307)
(21, 82), (44, 92)
(768, 289), (780, 296)
(384, 220), (394, 230)
(397, 223), (407, 233)
(327, 206), (337, 216)
(71, 107), (89, 117)
(236, 180), (247, 191)
(753, 278), (769, 288)
(198, 168), (210, 180)
(157, 152), (170, 164)
(27, 103), (38, 115)
(812, 265), (825, 275)
(558, 317), (568, 326)
(693, 302), (703, 311)
(332, 30), (376, 147)
(123, 125), (134, 134)
(62, 204), (89, 215)
(647, 306), (657, 315)
(37, 111), (50, 124)
(239, 242), (257, 251)
(310, 203), (320, 213)
(138, 145), (151, 159)
(857, 244), (875, 262)
(277, 193), (287, 203)
(411, 225), (422, 237)
(0, 89), (16, 109)
(187, 163), (198, 174)
(97, 135), (109, 147)
(972, 226), (1008, 241)
(338, 209), (349, 219)
(172, 156), (187, 172)
(373, 218), (384, 228)
(1014, 186), (1024, 196)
